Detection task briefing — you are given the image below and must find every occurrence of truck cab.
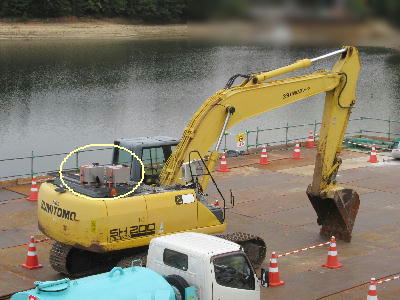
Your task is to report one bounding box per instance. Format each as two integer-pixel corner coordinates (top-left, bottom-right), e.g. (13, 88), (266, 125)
(113, 136), (179, 184)
(147, 232), (261, 300)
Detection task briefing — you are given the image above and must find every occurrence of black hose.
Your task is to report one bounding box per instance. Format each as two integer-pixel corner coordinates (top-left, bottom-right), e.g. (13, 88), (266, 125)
(337, 72), (353, 109)
(224, 74), (251, 89)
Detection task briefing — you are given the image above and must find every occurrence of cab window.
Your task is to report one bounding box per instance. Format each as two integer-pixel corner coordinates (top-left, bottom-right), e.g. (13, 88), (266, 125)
(117, 148), (132, 165)
(142, 146), (174, 184)
(213, 253), (255, 290)
(163, 248), (188, 271)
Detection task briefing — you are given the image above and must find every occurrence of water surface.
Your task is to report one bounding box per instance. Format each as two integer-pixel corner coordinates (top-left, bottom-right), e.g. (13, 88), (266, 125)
(0, 40), (399, 177)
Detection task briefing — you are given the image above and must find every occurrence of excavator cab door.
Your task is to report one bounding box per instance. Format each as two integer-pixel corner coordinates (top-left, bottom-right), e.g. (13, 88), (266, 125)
(141, 145), (176, 184)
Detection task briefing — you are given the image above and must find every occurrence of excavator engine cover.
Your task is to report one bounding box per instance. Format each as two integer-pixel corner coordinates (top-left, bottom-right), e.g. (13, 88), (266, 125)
(307, 185), (360, 242)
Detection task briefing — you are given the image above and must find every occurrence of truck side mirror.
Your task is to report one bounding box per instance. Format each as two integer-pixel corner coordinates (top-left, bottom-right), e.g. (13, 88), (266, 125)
(260, 268), (268, 287)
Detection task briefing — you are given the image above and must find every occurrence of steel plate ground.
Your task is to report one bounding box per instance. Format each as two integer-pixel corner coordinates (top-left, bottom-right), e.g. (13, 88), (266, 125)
(1, 148), (399, 299)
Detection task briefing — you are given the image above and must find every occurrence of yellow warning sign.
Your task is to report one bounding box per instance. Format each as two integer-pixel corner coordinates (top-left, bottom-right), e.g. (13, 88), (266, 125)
(236, 133), (246, 148)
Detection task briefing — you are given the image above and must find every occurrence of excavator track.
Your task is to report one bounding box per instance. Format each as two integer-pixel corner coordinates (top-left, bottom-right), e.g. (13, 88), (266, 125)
(49, 242), (72, 275)
(49, 242), (127, 277)
(216, 232), (267, 269)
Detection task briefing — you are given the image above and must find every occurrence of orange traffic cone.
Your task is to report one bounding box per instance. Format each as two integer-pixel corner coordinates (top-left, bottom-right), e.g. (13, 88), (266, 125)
(21, 236), (43, 270)
(367, 278), (378, 300)
(26, 178), (39, 201)
(292, 141), (303, 159)
(217, 153), (230, 172)
(268, 252), (285, 287)
(322, 236), (343, 269)
(109, 188), (118, 197)
(306, 131), (317, 148)
(212, 199), (220, 207)
(368, 144), (378, 163)
(259, 146), (270, 165)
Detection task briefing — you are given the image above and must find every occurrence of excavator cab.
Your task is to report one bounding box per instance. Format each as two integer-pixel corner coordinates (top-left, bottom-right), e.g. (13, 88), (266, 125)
(112, 136), (179, 185)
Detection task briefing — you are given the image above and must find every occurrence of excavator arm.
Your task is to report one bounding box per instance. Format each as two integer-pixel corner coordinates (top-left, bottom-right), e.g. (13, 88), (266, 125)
(160, 46), (360, 241)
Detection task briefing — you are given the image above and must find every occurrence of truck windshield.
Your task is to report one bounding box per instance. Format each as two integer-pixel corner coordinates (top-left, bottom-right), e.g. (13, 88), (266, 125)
(213, 253), (255, 290)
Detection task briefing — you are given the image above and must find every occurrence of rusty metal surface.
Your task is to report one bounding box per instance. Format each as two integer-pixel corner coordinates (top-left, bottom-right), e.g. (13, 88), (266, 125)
(0, 189), (24, 201)
(3, 184), (32, 196)
(0, 148), (399, 299)
(213, 149), (400, 299)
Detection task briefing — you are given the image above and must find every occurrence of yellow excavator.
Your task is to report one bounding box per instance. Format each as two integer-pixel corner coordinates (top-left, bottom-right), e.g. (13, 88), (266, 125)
(38, 46), (361, 277)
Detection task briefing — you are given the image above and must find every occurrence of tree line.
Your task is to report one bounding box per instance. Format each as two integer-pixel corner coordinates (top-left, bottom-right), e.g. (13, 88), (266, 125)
(366, 0), (400, 25)
(0, 0), (246, 23)
(0, 1), (399, 25)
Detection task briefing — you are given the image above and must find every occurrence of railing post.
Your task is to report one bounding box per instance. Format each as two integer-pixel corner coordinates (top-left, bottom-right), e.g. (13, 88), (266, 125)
(255, 127), (259, 148)
(285, 122), (289, 146)
(223, 132), (228, 152)
(314, 119), (317, 135)
(246, 130), (250, 152)
(75, 150), (80, 170)
(30, 151), (36, 179)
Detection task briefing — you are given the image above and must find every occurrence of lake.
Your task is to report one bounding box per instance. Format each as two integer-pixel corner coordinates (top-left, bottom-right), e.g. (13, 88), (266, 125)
(0, 40), (399, 178)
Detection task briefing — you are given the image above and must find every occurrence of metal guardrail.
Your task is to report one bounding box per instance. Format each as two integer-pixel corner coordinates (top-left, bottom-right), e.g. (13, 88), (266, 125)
(0, 117), (399, 180)
(221, 116), (400, 152)
(0, 147), (113, 180)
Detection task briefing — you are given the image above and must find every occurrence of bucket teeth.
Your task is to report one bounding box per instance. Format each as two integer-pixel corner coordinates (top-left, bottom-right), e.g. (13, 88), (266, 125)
(307, 185), (360, 242)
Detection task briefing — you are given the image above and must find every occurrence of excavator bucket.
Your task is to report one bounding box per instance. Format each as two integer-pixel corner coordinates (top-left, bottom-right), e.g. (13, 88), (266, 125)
(306, 185), (360, 242)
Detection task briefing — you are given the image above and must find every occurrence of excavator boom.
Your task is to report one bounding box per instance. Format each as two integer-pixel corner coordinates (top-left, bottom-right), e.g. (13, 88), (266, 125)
(160, 46), (361, 241)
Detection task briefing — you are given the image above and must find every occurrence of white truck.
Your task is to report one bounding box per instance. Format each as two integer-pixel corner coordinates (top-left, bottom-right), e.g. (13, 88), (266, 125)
(146, 232), (263, 300)
(13, 232), (264, 300)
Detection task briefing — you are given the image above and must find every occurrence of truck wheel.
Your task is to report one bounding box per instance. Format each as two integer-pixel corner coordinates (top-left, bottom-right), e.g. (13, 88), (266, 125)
(165, 274), (189, 300)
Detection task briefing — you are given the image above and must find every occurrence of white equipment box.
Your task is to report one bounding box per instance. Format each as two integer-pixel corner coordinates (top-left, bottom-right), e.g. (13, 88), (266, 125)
(80, 164), (105, 184)
(105, 165), (131, 184)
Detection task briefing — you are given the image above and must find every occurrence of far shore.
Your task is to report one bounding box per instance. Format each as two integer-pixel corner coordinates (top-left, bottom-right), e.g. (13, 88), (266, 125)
(0, 19), (399, 51)
(0, 20), (188, 40)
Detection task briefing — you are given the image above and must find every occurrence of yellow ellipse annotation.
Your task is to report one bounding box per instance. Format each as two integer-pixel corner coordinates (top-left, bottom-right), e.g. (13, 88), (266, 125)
(59, 144), (144, 200)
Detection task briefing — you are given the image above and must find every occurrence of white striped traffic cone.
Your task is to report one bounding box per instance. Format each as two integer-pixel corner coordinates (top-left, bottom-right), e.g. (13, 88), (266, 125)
(306, 131), (317, 148)
(212, 199), (220, 207)
(322, 236), (343, 269)
(217, 153), (230, 172)
(268, 252), (284, 287)
(367, 278), (378, 300)
(26, 178), (39, 201)
(292, 141), (303, 159)
(259, 146), (270, 165)
(21, 236), (43, 270)
(368, 145), (378, 163)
